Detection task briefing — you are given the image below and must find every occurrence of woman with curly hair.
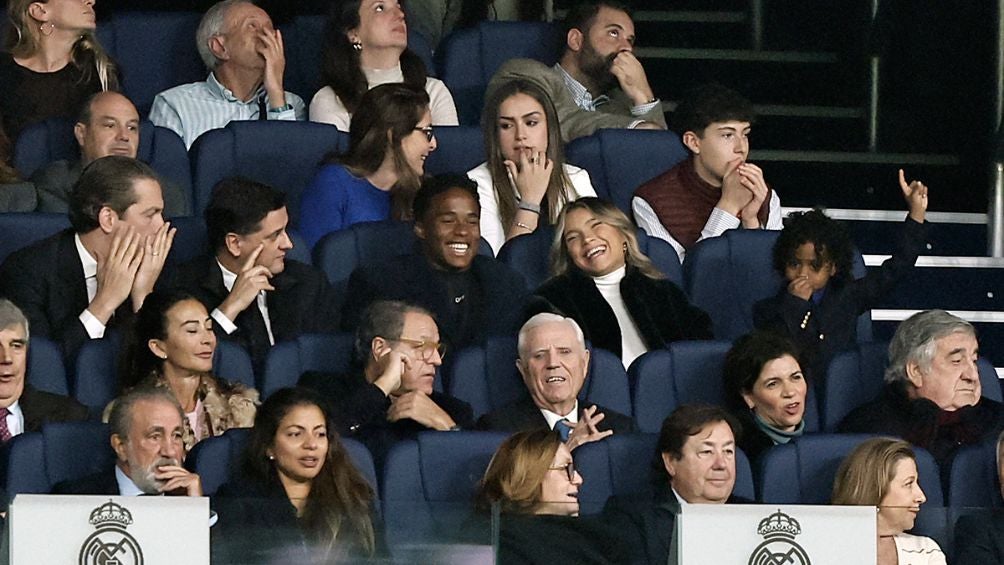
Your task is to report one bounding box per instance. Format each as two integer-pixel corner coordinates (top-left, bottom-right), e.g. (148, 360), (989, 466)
(309, 0), (457, 131)
(116, 290), (258, 451)
(1, 0), (118, 143)
(753, 169), (929, 387)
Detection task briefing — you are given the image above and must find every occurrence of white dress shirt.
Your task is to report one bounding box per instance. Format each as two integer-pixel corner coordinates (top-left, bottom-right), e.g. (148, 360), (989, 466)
(74, 234), (106, 339)
(4, 400), (24, 438)
(211, 261), (275, 345)
(540, 400), (579, 430)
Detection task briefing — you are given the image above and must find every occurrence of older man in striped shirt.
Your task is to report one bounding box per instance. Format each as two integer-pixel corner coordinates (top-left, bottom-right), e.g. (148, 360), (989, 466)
(150, 0), (305, 148)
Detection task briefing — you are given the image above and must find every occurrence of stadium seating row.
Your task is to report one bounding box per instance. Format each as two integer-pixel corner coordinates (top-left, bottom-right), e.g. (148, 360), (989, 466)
(25, 329), (1004, 435)
(6, 424), (999, 557)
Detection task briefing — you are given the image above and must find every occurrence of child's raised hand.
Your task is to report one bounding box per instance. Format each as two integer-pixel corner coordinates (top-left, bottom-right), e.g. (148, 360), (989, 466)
(899, 168), (928, 223)
(787, 275), (814, 301)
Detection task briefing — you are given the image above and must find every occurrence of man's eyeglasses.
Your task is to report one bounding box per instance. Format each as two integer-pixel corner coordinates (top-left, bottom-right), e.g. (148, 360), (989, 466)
(413, 126), (435, 142)
(398, 337), (446, 361)
(548, 461), (576, 482)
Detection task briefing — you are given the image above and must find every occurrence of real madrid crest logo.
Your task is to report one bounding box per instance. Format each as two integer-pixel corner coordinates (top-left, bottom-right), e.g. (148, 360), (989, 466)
(747, 509), (812, 565)
(78, 499), (145, 565)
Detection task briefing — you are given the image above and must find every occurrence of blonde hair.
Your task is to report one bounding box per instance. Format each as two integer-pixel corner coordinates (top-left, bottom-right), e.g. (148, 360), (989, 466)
(550, 197), (664, 279)
(477, 429), (561, 514)
(4, 0), (119, 91)
(831, 437), (916, 506)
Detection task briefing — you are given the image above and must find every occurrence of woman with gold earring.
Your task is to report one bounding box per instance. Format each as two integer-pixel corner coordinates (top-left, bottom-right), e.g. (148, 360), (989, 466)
(0, 0), (119, 143)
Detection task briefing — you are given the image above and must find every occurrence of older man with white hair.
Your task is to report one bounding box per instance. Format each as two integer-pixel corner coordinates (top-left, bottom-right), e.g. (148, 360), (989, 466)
(840, 309), (1004, 465)
(477, 312), (634, 449)
(149, 0), (305, 147)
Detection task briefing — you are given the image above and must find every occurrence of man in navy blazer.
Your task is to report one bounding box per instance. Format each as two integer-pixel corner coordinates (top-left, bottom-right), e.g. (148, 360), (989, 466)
(0, 157), (175, 361)
(477, 312), (634, 449)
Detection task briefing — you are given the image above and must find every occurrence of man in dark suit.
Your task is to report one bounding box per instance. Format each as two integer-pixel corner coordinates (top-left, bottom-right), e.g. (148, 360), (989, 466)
(54, 387), (202, 496)
(169, 177), (340, 370)
(954, 431), (1004, 564)
(478, 313), (634, 450)
(341, 174), (527, 353)
(603, 404), (749, 565)
(0, 299), (87, 440)
(0, 156), (175, 361)
(300, 300), (473, 469)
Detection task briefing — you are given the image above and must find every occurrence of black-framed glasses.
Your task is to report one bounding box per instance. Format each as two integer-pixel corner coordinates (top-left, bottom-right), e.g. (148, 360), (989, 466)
(398, 337), (446, 361)
(548, 461), (576, 482)
(413, 126), (435, 142)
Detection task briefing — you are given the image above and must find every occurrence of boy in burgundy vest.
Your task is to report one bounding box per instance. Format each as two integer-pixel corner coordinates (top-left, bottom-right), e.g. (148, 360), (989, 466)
(632, 83), (781, 261)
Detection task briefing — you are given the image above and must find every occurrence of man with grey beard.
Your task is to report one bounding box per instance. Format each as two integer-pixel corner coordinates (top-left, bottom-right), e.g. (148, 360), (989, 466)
(54, 387), (202, 496)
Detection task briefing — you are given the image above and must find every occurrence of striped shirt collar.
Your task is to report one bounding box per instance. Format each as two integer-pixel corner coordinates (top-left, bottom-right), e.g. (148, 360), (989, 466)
(205, 72), (265, 104)
(553, 63), (609, 111)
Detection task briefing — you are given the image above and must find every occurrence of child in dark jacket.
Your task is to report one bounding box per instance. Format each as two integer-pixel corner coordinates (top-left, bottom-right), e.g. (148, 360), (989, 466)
(753, 169), (929, 389)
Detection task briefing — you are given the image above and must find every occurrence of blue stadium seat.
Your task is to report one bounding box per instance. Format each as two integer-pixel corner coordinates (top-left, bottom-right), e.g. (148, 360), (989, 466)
(574, 433), (756, 514)
(438, 21), (562, 124)
(565, 129), (688, 215)
(0, 213), (70, 265)
(496, 224), (684, 289)
(27, 336), (68, 396)
(947, 437), (1002, 508)
(447, 337), (632, 419)
(423, 126), (485, 176)
(684, 229), (871, 342)
(190, 121), (349, 223)
(13, 118), (192, 202)
(629, 341), (821, 434)
(381, 431), (508, 556)
(6, 422), (113, 498)
(757, 434), (946, 545)
(74, 334), (254, 412)
(260, 333), (356, 398)
(96, 11), (204, 116)
(822, 342), (1002, 432)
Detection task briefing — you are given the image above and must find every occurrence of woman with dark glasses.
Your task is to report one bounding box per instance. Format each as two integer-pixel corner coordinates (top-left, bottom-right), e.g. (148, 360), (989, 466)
(476, 429), (625, 564)
(300, 83), (437, 248)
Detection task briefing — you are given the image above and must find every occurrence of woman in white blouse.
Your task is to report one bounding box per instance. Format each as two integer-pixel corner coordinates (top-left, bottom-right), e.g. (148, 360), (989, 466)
(468, 79), (596, 255)
(310, 0), (458, 131)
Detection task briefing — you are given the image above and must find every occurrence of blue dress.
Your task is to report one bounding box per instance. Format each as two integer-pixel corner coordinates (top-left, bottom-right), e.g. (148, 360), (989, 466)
(298, 164), (391, 248)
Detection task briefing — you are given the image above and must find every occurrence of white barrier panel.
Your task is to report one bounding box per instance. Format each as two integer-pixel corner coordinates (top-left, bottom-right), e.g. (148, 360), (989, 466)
(10, 495), (209, 565)
(671, 504), (876, 565)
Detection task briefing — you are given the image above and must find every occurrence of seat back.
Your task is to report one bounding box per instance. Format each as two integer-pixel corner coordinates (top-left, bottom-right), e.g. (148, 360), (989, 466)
(96, 11), (204, 115)
(947, 437), (1003, 508)
(574, 433), (756, 514)
(448, 337), (631, 418)
(438, 21), (562, 124)
(312, 221), (418, 287)
(565, 130), (688, 215)
(190, 121), (349, 222)
(497, 225), (684, 291)
(0, 213), (70, 265)
(27, 336), (68, 396)
(822, 342), (889, 432)
(381, 431), (507, 555)
(261, 333), (356, 398)
(14, 119), (192, 202)
(42, 421), (115, 489)
(423, 126), (485, 176)
(4, 432), (46, 499)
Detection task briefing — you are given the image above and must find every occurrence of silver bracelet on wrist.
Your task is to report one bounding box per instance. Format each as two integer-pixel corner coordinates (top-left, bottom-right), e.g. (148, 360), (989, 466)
(518, 200), (541, 214)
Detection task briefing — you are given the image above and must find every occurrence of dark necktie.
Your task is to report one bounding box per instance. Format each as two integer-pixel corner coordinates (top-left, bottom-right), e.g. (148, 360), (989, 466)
(554, 419), (573, 442)
(0, 407), (13, 442)
(242, 298), (271, 371)
(257, 94), (268, 121)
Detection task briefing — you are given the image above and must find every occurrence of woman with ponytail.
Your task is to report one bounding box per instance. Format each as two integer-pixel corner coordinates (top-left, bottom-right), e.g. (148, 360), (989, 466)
(1, 0), (119, 142)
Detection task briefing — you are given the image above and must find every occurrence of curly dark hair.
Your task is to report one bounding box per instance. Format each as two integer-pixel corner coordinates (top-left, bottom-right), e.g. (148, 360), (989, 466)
(772, 209), (854, 287)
